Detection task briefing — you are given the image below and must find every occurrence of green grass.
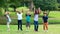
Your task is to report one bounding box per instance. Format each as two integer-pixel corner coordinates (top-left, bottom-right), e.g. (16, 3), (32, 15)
(0, 24), (60, 34)
(0, 18), (60, 25)
(48, 11), (60, 18)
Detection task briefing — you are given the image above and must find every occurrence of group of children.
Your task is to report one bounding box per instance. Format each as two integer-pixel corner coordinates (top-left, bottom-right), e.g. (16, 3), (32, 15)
(4, 8), (48, 32)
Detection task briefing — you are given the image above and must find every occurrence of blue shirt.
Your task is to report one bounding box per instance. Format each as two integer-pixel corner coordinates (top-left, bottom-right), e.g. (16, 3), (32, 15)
(26, 14), (31, 22)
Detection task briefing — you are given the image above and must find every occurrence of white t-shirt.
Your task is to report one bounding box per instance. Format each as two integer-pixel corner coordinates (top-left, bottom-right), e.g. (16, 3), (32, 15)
(17, 13), (23, 20)
(34, 14), (38, 21)
(6, 15), (11, 22)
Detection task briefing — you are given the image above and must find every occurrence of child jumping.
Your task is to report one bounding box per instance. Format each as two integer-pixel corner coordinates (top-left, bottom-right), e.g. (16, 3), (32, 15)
(42, 11), (48, 32)
(16, 10), (23, 31)
(34, 7), (41, 31)
(26, 9), (31, 31)
(5, 11), (11, 31)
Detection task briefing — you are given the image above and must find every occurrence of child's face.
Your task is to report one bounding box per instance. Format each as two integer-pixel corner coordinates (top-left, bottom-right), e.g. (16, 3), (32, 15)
(27, 11), (30, 14)
(18, 11), (21, 14)
(44, 14), (47, 16)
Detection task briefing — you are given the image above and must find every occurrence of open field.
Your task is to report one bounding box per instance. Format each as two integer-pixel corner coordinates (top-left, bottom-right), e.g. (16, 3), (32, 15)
(0, 24), (60, 34)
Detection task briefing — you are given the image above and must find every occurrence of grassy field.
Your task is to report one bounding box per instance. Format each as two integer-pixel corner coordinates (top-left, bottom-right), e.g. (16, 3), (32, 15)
(0, 24), (60, 34)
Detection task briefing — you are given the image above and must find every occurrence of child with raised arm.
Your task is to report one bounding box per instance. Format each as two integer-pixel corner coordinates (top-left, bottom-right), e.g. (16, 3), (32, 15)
(42, 11), (48, 32)
(4, 11), (11, 31)
(16, 10), (23, 31)
(26, 9), (31, 31)
(34, 7), (41, 31)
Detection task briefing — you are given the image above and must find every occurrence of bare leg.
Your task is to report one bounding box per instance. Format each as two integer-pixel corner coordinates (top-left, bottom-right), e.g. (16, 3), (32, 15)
(7, 22), (10, 31)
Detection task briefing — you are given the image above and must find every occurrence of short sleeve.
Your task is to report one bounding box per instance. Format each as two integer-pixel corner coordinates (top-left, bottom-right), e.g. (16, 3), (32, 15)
(26, 14), (27, 16)
(29, 15), (31, 17)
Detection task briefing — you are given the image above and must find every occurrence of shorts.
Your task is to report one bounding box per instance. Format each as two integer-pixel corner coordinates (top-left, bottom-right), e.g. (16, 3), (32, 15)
(26, 21), (30, 27)
(7, 19), (11, 23)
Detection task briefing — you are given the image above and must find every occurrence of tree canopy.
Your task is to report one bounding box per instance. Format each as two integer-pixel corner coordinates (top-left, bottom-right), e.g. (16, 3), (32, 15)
(0, 0), (60, 11)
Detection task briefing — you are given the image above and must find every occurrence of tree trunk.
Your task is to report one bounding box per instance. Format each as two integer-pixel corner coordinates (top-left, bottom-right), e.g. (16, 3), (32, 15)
(14, 7), (16, 12)
(47, 10), (50, 16)
(29, 1), (34, 11)
(4, 8), (7, 12)
(13, 6), (16, 12)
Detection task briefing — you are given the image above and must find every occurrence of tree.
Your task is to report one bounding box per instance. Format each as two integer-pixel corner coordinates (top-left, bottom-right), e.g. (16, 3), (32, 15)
(9, 0), (21, 12)
(33, 0), (58, 11)
(0, 0), (10, 12)
(57, 0), (60, 3)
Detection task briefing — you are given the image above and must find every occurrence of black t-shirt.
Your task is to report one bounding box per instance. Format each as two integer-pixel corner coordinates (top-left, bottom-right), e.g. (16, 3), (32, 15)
(43, 16), (48, 23)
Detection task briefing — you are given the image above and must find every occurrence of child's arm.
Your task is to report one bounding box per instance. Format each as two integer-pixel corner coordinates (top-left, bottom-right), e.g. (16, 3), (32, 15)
(38, 7), (41, 14)
(42, 16), (44, 23)
(21, 9), (24, 13)
(47, 16), (48, 19)
(16, 11), (19, 15)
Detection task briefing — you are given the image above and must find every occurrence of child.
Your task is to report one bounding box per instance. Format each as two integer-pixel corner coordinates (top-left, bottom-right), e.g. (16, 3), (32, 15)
(26, 10), (31, 31)
(16, 10), (23, 31)
(5, 11), (11, 31)
(34, 7), (41, 31)
(42, 11), (48, 32)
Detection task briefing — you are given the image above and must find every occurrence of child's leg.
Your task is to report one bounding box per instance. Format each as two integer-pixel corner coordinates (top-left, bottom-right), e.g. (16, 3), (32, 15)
(29, 23), (30, 29)
(28, 22), (30, 29)
(7, 22), (10, 31)
(36, 21), (38, 31)
(18, 20), (19, 30)
(34, 25), (36, 31)
(43, 23), (45, 30)
(27, 23), (30, 29)
(7, 22), (10, 29)
(20, 20), (22, 31)
(26, 22), (29, 30)
(46, 23), (48, 30)
(34, 21), (36, 31)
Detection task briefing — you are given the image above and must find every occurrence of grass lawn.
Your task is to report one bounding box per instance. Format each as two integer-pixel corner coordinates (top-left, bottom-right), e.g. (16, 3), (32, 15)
(0, 24), (60, 34)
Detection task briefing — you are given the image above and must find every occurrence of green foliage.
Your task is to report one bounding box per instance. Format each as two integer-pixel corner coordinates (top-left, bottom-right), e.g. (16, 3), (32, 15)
(57, 0), (60, 3)
(33, 0), (58, 10)
(0, 0), (60, 11)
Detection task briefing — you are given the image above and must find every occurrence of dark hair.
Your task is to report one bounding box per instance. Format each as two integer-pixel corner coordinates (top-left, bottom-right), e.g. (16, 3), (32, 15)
(35, 9), (39, 14)
(18, 11), (21, 14)
(43, 13), (47, 14)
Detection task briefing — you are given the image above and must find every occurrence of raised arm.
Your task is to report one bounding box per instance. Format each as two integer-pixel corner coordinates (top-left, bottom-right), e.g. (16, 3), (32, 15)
(38, 7), (41, 14)
(21, 9), (24, 13)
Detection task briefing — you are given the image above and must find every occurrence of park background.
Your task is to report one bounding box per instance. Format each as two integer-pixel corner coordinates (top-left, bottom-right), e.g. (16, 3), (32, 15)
(0, 0), (60, 34)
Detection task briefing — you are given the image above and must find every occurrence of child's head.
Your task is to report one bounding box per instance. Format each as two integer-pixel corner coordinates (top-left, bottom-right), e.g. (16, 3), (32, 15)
(17, 11), (21, 14)
(5, 11), (9, 15)
(34, 7), (41, 14)
(43, 11), (47, 16)
(27, 10), (30, 15)
(35, 9), (40, 14)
